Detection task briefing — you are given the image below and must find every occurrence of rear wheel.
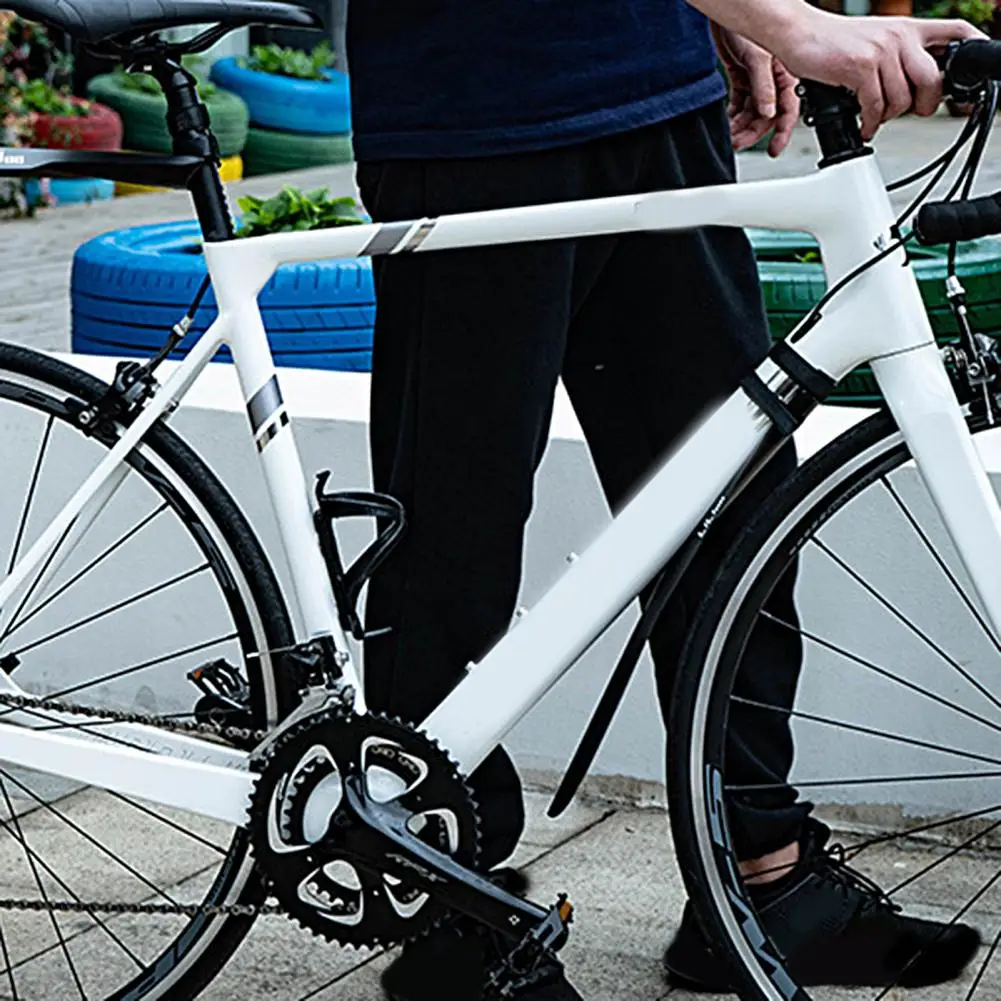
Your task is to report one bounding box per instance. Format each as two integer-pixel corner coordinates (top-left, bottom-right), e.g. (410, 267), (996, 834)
(0, 343), (297, 1000)
(671, 410), (1001, 1001)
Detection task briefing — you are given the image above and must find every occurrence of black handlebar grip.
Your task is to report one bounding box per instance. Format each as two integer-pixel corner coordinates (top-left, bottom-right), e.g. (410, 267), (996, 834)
(916, 192), (1001, 245)
(945, 38), (1001, 90)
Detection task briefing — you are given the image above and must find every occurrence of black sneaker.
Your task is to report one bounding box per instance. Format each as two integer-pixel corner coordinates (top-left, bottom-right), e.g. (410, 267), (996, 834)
(664, 819), (981, 992)
(381, 870), (583, 1001)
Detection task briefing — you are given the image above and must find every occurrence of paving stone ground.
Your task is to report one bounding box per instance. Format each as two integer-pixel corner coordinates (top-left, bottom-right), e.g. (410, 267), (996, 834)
(0, 788), (996, 1000)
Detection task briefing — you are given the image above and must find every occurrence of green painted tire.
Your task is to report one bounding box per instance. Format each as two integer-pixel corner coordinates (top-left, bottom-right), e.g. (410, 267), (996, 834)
(749, 229), (1001, 405)
(242, 126), (354, 177)
(86, 75), (250, 158)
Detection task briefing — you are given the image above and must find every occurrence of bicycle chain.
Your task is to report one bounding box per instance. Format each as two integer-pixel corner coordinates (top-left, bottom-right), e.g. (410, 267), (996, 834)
(0, 689), (281, 920)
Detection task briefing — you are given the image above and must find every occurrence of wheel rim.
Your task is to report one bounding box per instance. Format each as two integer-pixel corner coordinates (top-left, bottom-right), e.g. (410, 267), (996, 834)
(686, 414), (1001, 1001)
(0, 362), (286, 1001)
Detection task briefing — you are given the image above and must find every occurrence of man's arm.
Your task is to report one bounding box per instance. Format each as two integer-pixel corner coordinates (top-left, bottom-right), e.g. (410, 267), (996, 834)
(688, 0), (982, 137)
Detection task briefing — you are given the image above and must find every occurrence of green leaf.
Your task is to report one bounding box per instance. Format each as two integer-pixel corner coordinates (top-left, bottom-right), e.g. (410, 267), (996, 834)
(236, 184), (365, 239)
(245, 41), (337, 81)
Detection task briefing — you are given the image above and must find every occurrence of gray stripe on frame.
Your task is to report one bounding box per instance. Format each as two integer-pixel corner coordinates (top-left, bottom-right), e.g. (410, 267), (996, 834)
(362, 221), (413, 256)
(403, 220), (437, 252)
(247, 376), (284, 434)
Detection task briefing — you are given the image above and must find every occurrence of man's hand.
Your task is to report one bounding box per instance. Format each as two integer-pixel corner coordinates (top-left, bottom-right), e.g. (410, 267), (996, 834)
(715, 25), (800, 156)
(689, 0), (985, 140)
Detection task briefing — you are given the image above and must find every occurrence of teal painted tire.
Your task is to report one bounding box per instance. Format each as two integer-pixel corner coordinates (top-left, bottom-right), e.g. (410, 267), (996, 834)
(242, 126), (353, 176)
(749, 229), (1001, 405)
(86, 74), (250, 158)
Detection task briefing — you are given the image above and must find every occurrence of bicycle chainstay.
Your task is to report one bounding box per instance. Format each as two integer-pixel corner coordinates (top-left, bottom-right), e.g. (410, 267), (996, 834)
(0, 688), (279, 919)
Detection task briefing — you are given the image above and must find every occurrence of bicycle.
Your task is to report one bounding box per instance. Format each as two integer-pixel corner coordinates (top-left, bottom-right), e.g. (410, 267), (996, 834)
(2, 1), (1001, 1000)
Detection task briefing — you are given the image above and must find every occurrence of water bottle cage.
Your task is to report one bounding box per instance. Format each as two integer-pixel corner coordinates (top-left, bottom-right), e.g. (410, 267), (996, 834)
(314, 472), (407, 641)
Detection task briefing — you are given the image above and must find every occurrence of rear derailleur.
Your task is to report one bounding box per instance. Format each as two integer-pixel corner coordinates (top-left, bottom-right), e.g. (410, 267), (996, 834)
(248, 708), (575, 998)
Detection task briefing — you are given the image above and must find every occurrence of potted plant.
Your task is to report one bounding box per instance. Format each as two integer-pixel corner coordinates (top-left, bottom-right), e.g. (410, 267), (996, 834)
(19, 79), (122, 151)
(211, 41), (351, 136)
(10, 78), (122, 206)
(0, 12), (51, 216)
(1, 15), (121, 208)
(71, 185), (377, 373)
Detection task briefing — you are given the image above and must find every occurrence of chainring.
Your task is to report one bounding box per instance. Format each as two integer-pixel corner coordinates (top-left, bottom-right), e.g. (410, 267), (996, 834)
(249, 708), (481, 949)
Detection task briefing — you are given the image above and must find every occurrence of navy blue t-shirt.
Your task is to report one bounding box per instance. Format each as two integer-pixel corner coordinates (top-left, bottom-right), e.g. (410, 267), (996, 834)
(347, 2), (725, 161)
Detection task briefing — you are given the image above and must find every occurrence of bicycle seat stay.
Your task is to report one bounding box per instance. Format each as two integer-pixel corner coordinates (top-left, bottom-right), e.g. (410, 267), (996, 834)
(0, 0), (320, 44)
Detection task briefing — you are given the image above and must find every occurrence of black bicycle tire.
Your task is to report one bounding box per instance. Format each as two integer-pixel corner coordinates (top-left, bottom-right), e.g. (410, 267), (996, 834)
(0, 341), (298, 1001)
(666, 409), (984, 1001)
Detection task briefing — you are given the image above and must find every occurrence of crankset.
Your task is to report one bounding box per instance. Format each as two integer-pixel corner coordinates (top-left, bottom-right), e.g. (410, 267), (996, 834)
(249, 709), (574, 991)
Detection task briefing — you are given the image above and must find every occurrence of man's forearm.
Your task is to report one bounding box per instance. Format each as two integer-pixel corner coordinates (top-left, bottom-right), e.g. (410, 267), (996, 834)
(688, 0), (817, 55)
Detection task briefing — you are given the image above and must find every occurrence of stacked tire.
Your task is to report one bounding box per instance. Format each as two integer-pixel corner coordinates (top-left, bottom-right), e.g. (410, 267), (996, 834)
(749, 229), (1001, 405)
(71, 221), (375, 373)
(86, 74), (249, 194)
(210, 58), (353, 177)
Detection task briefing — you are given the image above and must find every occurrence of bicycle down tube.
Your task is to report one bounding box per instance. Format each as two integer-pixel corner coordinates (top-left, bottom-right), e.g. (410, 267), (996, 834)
(0, 150), (997, 826)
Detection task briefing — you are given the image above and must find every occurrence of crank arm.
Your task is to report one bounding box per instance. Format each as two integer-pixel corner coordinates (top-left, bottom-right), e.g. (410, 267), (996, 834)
(332, 776), (558, 941)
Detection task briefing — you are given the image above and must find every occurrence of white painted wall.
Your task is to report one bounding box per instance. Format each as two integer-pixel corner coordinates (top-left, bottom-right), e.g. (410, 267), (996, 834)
(11, 352), (999, 821)
(37, 357), (868, 787)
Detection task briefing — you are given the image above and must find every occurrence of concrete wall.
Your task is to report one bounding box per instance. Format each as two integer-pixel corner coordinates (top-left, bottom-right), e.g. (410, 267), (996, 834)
(13, 353), (1001, 820)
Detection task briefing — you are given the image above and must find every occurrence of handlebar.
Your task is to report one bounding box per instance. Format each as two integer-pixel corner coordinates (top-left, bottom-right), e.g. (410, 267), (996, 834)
(913, 40), (1001, 245)
(942, 39), (1001, 96)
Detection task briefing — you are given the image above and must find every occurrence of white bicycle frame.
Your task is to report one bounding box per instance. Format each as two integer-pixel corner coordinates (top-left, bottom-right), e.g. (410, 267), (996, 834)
(1, 149), (1001, 829)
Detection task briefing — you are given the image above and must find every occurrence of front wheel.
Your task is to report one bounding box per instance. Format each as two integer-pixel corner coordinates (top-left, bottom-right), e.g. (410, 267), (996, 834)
(671, 409), (1001, 1001)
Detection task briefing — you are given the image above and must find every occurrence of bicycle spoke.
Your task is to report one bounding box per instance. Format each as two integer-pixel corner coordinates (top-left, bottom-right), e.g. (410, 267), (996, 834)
(2, 503), (168, 644)
(0, 769), (179, 909)
(728, 769), (1001, 792)
(811, 537), (1001, 718)
(761, 611), (1001, 742)
(0, 808), (144, 970)
(874, 862), (1001, 1001)
(0, 777), (86, 1000)
(885, 818), (1001, 899)
(40, 632), (237, 705)
(0, 914), (19, 1001)
(103, 791), (226, 856)
(6, 702), (179, 757)
(882, 477), (1001, 657)
(730, 695), (1001, 769)
(847, 802), (1001, 858)
(6, 417), (53, 579)
(0, 519), (75, 647)
(9, 564), (210, 658)
(965, 923), (1001, 1001)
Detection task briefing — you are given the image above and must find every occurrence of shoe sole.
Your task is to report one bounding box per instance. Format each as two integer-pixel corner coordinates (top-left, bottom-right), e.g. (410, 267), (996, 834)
(664, 963), (733, 994)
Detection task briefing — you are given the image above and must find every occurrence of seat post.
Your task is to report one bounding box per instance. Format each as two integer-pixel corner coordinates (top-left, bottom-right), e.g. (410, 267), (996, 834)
(149, 57), (237, 242)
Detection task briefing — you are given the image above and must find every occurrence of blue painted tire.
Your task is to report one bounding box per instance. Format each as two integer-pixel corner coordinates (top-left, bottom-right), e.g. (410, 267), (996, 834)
(210, 57), (351, 135)
(71, 221), (375, 373)
(25, 177), (115, 206)
(73, 324), (373, 373)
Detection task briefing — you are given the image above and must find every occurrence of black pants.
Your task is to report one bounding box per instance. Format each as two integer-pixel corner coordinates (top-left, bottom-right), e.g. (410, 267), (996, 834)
(358, 100), (809, 867)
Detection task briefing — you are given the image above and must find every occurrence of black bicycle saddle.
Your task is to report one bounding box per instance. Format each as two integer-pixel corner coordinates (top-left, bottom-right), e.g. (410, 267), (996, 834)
(1, 0), (320, 44)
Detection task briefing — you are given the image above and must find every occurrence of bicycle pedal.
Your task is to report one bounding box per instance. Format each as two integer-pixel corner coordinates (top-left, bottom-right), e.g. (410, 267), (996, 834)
(485, 896), (575, 999)
(189, 660), (256, 742)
